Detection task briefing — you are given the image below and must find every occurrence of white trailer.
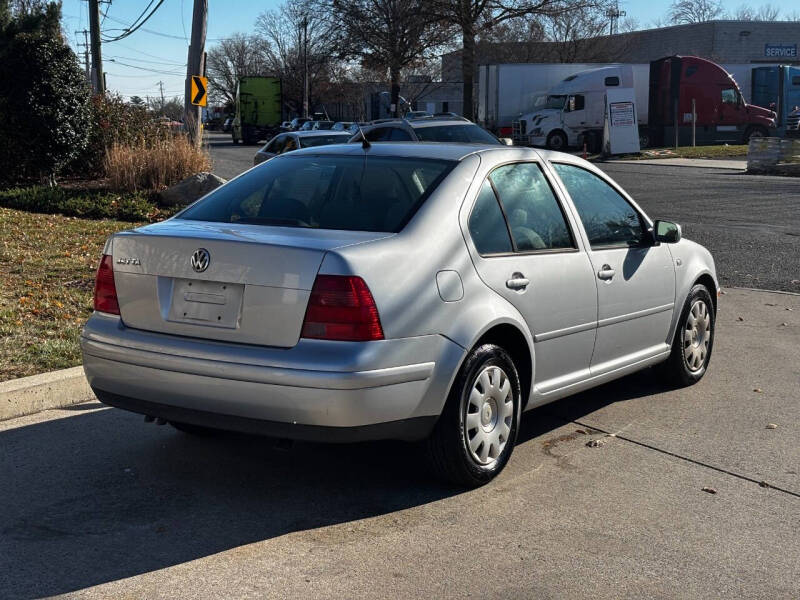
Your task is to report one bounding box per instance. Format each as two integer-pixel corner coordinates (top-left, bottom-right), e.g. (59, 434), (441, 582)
(476, 63), (631, 134)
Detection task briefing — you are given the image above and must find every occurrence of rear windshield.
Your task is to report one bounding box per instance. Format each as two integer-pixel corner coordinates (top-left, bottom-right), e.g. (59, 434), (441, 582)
(298, 135), (348, 148)
(414, 124), (501, 144)
(177, 154), (455, 233)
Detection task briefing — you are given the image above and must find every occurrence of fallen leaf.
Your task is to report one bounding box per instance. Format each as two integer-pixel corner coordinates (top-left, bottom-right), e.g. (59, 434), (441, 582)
(759, 481), (769, 488)
(753, 388), (763, 393)
(737, 316), (744, 321)
(586, 439), (605, 448)
(766, 423), (778, 429)
(702, 487), (717, 494)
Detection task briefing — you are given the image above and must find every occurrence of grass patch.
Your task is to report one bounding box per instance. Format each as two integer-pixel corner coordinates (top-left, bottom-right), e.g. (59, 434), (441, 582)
(0, 206), (142, 381)
(610, 145), (749, 160)
(0, 185), (175, 222)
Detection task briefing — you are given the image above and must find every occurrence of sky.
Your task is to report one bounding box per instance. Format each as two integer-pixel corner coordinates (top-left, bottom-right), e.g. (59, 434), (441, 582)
(60, 0), (800, 101)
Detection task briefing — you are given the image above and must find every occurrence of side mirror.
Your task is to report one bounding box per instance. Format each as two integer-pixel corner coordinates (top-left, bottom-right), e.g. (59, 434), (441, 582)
(654, 220), (682, 244)
(500, 137), (513, 146)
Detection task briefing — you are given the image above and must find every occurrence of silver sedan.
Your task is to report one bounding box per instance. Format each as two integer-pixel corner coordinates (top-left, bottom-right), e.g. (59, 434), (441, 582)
(253, 130), (351, 165)
(82, 143), (718, 487)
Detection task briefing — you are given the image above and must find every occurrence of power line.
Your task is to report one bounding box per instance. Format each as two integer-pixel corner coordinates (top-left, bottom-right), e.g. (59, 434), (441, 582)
(107, 55), (186, 67)
(101, 0), (167, 43)
(107, 59), (185, 75)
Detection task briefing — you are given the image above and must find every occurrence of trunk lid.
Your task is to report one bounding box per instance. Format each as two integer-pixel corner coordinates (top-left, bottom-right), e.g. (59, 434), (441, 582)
(110, 219), (391, 347)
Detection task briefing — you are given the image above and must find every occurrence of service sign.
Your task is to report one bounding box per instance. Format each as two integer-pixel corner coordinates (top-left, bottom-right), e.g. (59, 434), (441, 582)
(764, 44), (797, 58)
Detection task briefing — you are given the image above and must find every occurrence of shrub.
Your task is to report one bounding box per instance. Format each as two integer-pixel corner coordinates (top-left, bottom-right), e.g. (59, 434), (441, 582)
(104, 135), (212, 194)
(0, 185), (174, 222)
(0, 34), (92, 185)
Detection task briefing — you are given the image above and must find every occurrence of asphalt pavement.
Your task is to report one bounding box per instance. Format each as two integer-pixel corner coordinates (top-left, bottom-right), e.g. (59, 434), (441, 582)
(203, 132), (800, 293)
(2, 288), (799, 599)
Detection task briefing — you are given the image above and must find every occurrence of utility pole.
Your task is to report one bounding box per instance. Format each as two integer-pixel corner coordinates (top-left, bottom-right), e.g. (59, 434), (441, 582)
(88, 0), (105, 94)
(158, 80), (165, 111)
(76, 29), (90, 82)
(302, 14), (309, 119)
(184, 0), (208, 145)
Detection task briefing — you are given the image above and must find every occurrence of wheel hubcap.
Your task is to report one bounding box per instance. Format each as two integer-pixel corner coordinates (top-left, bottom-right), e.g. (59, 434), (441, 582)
(465, 366), (514, 466)
(683, 300), (711, 372)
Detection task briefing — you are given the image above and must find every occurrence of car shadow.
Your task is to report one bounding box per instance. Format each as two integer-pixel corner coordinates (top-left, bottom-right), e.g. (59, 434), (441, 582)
(1, 369), (666, 598)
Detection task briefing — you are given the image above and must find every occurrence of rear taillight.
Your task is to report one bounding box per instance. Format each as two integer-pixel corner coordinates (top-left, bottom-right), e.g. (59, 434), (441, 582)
(301, 275), (384, 342)
(93, 254), (120, 315)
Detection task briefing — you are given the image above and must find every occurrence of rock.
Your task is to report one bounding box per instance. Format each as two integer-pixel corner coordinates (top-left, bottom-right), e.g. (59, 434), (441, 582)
(586, 439), (605, 448)
(701, 486), (717, 494)
(158, 172), (226, 207)
(753, 388), (763, 393)
(766, 423), (778, 429)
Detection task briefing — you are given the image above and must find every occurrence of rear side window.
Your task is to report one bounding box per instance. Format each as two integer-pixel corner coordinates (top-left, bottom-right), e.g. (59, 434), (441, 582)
(178, 155), (455, 233)
(299, 135), (348, 148)
(414, 124), (501, 144)
(489, 163), (574, 251)
(366, 127), (393, 141)
(551, 163), (645, 248)
(468, 181), (512, 255)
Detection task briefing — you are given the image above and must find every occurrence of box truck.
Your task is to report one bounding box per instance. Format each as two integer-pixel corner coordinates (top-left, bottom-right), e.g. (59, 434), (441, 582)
(515, 56), (776, 150)
(751, 65), (800, 137)
(232, 76), (283, 145)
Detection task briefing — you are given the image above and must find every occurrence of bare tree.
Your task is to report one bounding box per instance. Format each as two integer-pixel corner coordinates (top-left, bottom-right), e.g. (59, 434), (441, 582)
(543, 1), (629, 62)
(668, 0), (724, 24)
(328, 0), (448, 118)
(427, 0), (592, 121)
(734, 3), (781, 21)
(206, 33), (270, 106)
(255, 0), (337, 116)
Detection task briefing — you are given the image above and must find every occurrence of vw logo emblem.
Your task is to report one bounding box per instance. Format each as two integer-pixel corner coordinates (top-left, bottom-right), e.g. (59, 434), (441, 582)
(190, 248), (210, 273)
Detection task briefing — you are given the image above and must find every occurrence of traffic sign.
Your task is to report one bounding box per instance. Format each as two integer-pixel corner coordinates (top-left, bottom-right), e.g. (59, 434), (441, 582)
(191, 75), (207, 106)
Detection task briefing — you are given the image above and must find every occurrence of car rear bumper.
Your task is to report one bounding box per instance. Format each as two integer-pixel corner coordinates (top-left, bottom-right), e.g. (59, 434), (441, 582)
(80, 312), (465, 441)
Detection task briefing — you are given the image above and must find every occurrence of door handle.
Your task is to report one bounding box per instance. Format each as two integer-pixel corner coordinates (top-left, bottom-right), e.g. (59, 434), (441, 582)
(506, 273), (530, 290)
(597, 264), (615, 280)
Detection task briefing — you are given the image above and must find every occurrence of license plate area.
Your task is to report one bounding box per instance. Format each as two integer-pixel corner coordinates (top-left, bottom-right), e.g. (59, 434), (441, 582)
(166, 278), (243, 329)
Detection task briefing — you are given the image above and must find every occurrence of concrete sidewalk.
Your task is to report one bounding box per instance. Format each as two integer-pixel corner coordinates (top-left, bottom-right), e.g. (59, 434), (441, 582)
(1, 287), (798, 598)
(608, 157), (747, 169)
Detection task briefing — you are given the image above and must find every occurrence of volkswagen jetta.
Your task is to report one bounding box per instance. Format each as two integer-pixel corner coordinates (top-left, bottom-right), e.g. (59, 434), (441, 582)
(82, 143), (717, 487)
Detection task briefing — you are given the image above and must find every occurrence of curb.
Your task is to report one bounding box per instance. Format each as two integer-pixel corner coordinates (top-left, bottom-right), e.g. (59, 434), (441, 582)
(0, 366), (96, 422)
(604, 159), (747, 170)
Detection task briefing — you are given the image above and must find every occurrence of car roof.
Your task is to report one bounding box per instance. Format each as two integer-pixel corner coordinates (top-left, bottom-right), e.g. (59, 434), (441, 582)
(292, 130), (352, 138)
(285, 141), (556, 162)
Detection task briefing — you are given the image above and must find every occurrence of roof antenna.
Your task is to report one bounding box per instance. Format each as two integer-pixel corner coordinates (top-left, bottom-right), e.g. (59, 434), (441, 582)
(355, 123), (371, 149)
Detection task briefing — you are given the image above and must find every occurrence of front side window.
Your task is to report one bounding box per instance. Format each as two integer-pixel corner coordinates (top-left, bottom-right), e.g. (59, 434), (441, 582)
(282, 136), (299, 153)
(178, 155), (455, 233)
(489, 163), (574, 251)
(468, 180), (512, 255)
(721, 88), (738, 105)
(551, 163), (646, 248)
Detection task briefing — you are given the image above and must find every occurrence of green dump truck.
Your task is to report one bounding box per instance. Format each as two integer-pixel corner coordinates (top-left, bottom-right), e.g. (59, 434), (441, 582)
(232, 76), (283, 145)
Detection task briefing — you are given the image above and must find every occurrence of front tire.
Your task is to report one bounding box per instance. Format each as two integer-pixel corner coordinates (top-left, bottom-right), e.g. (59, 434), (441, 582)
(659, 284), (715, 387)
(743, 125), (768, 143)
(426, 344), (522, 487)
(546, 130), (568, 151)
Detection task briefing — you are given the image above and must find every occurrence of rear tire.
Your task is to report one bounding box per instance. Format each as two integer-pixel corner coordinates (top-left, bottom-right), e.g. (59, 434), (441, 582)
(658, 284), (715, 387)
(425, 344), (521, 488)
(170, 421), (221, 436)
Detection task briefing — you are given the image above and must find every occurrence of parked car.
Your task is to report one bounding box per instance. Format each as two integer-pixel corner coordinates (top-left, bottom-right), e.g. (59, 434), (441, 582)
(312, 120), (335, 130)
(222, 117), (233, 132)
(299, 121), (316, 131)
(289, 117), (311, 130)
(280, 121), (292, 131)
(787, 106), (800, 138)
(351, 116), (505, 145)
(82, 142), (717, 487)
(253, 130), (351, 165)
(404, 111), (433, 120)
(332, 121), (354, 132)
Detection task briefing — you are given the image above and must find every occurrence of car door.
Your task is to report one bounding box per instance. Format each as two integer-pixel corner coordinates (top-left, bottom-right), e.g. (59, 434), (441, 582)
(550, 162), (675, 375)
(464, 161), (598, 397)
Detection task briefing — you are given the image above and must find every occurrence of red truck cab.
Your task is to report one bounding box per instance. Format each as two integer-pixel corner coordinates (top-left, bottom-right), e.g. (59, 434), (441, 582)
(648, 56), (776, 146)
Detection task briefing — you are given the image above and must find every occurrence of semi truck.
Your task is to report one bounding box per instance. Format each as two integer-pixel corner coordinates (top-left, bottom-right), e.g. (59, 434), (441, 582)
(751, 65), (800, 137)
(232, 76), (283, 145)
(515, 56), (776, 150)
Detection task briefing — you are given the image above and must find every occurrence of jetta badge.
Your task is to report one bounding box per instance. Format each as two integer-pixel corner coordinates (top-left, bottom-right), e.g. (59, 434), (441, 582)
(190, 248), (210, 273)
